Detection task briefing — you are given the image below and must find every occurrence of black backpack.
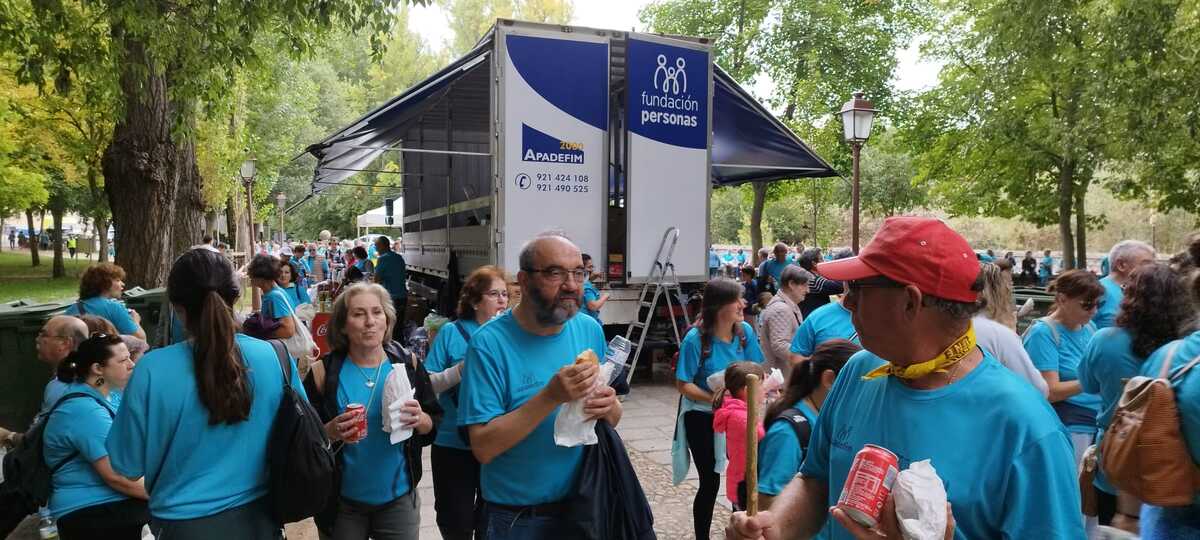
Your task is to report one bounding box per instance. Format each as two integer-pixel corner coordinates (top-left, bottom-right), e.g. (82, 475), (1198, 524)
(0, 392), (112, 537)
(262, 340), (336, 524)
(736, 408), (812, 508)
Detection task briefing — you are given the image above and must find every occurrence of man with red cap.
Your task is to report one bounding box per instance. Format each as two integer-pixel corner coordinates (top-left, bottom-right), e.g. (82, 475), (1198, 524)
(728, 217), (1082, 540)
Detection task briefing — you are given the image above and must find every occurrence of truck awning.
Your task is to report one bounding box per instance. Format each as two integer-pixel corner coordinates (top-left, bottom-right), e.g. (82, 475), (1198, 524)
(302, 41), (836, 191)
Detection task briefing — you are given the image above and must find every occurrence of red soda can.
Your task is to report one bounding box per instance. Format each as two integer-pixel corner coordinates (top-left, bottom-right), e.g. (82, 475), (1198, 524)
(345, 403), (367, 441)
(837, 444), (900, 528)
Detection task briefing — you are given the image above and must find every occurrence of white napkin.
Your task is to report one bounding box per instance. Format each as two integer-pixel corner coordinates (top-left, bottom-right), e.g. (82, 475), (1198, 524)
(763, 368), (785, 403)
(554, 361), (616, 447)
(893, 460), (948, 540)
(381, 366), (415, 445)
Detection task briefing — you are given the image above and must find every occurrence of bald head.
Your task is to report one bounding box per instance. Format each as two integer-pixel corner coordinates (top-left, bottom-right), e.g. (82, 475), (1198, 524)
(37, 315), (89, 365)
(518, 232), (580, 273)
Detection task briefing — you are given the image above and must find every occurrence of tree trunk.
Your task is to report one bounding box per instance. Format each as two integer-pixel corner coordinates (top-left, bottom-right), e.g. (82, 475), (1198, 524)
(86, 167), (110, 263)
(1056, 161), (1076, 270)
(25, 209), (39, 267)
(1074, 177), (1088, 270)
(751, 182), (767, 264)
(102, 37), (203, 288)
(226, 191), (240, 252)
(50, 206), (65, 279)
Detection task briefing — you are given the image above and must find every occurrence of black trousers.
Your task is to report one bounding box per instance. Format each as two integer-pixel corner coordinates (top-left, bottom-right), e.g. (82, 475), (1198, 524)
(431, 444), (483, 540)
(391, 296), (408, 342)
(684, 410), (720, 540)
(57, 498), (149, 540)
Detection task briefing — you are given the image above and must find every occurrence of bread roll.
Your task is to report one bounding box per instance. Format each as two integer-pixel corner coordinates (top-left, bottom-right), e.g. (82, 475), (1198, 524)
(574, 349), (599, 365)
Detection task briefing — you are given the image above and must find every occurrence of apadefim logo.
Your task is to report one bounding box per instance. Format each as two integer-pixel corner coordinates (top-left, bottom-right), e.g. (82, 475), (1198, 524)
(640, 54), (700, 128)
(522, 124), (585, 164)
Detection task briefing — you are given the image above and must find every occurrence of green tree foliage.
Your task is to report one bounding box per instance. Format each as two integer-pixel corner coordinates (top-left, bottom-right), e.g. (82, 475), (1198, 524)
(852, 131), (925, 218)
(441, 0), (575, 56)
(0, 86), (48, 228)
(710, 185), (748, 244)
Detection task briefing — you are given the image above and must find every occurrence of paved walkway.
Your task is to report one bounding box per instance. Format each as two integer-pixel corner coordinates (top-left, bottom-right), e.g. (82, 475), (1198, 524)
(284, 381), (730, 539)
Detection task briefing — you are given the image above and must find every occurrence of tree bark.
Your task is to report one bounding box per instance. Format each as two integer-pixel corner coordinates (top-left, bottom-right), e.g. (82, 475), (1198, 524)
(86, 167), (110, 262)
(226, 191), (239, 251)
(1056, 161), (1076, 270)
(751, 182), (767, 264)
(102, 37), (203, 288)
(50, 206), (64, 278)
(25, 209), (39, 267)
(1074, 176), (1089, 270)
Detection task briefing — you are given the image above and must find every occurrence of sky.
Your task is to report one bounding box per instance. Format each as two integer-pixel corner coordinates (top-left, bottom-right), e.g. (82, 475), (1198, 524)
(407, 0), (944, 105)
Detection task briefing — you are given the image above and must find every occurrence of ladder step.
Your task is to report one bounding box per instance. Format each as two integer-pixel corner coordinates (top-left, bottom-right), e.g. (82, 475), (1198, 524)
(629, 321), (646, 328)
(639, 301), (654, 308)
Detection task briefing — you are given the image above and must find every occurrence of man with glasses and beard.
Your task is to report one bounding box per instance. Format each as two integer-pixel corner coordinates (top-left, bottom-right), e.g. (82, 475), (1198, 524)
(458, 232), (622, 539)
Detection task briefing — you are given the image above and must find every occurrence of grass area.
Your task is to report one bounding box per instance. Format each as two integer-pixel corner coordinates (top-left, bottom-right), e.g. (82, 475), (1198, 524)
(0, 250), (94, 304)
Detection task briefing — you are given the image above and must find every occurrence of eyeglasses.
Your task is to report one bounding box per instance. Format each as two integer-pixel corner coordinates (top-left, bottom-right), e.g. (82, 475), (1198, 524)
(483, 290), (510, 299)
(522, 266), (589, 284)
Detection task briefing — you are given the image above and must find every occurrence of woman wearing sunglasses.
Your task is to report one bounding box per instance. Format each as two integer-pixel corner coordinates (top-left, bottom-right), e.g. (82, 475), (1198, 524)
(423, 265), (510, 540)
(1022, 269), (1105, 467)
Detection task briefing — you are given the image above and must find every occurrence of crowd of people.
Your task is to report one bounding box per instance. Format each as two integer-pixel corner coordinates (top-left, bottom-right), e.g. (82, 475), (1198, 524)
(3, 219), (1200, 540)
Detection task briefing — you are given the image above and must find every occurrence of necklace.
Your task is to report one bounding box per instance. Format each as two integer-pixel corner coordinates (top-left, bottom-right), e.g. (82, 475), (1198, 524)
(352, 359), (384, 388)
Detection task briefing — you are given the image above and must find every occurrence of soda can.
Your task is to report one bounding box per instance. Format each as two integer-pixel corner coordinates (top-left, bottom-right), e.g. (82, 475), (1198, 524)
(345, 403), (367, 441)
(837, 444), (900, 528)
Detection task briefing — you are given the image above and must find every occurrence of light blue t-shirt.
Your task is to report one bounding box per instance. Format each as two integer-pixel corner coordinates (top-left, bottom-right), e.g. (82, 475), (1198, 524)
(1142, 332), (1200, 504)
(800, 350), (1083, 539)
(1078, 326), (1143, 494)
(760, 259), (792, 284)
(1091, 276), (1123, 329)
(1023, 318), (1101, 428)
(107, 335), (304, 519)
(279, 283), (310, 310)
(458, 311), (607, 506)
(43, 384), (126, 518)
(40, 378), (71, 420)
(64, 296), (138, 335)
(1040, 256), (1055, 277)
(708, 250), (720, 269)
(262, 286), (295, 320)
(424, 319), (481, 449)
(758, 400), (818, 496)
(337, 358), (409, 504)
(582, 281), (601, 321)
(790, 302), (857, 357)
(676, 322), (765, 394)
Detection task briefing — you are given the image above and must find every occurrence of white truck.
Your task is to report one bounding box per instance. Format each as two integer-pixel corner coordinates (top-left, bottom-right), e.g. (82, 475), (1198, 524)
(305, 19), (834, 333)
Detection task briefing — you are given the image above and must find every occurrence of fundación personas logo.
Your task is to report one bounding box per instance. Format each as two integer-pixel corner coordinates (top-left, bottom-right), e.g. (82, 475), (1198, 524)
(640, 53), (700, 128)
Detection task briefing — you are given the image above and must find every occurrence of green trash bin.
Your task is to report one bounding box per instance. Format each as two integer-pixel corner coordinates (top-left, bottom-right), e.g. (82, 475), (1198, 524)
(124, 286), (167, 346)
(0, 299), (34, 314)
(0, 302), (68, 431)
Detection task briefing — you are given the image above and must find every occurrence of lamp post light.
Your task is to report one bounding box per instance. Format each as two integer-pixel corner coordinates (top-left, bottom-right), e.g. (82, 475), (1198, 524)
(239, 158), (257, 254)
(275, 192), (287, 245)
(839, 91), (877, 254)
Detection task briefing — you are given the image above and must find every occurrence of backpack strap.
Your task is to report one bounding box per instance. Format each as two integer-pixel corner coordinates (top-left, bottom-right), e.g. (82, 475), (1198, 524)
(75, 301), (87, 315)
(266, 340), (292, 390)
(767, 408), (813, 453)
(45, 392), (115, 472)
(454, 321), (472, 345)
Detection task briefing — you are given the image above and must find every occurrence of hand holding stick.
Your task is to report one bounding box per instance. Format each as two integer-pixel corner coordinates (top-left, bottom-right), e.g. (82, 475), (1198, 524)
(746, 373), (761, 516)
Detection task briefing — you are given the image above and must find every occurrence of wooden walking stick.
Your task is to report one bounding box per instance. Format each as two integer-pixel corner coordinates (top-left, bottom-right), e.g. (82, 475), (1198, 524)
(745, 373), (762, 516)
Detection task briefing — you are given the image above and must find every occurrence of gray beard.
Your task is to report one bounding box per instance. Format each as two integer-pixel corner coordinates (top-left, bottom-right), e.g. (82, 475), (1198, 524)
(530, 287), (579, 326)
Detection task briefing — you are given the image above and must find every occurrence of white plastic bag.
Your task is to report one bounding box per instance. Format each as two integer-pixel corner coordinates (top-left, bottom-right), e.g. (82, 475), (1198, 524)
(706, 371), (726, 395)
(762, 368), (785, 403)
(381, 366), (415, 445)
(893, 459), (948, 540)
(554, 361), (616, 447)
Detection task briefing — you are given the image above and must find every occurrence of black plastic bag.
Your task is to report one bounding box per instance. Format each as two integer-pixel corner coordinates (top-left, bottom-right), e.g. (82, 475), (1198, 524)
(565, 420), (656, 540)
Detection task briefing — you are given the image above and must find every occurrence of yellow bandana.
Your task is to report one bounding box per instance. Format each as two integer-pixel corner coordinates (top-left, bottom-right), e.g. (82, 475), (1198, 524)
(862, 324), (977, 380)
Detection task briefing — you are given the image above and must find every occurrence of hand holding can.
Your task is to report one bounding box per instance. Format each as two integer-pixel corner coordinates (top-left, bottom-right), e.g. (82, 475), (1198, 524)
(345, 403), (368, 442)
(837, 445), (899, 528)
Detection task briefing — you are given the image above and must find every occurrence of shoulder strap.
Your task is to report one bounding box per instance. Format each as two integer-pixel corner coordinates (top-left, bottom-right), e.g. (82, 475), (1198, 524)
(45, 392), (114, 472)
(1158, 342), (1181, 380)
(454, 321), (472, 344)
(267, 339), (291, 390)
(75, 301), (87, 315)
(769, 408), (813, 452)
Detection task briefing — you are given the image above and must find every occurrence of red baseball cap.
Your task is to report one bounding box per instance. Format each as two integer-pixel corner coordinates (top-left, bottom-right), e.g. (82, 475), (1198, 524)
(817, 216), (980, 303)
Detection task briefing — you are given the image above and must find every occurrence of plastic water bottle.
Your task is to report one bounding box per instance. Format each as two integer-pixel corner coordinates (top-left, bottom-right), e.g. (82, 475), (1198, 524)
(605, 335), (632, 386)
(37, 507), (58, 540)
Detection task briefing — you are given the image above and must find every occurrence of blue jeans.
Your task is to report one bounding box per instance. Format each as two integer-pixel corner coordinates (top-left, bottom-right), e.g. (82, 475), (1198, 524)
(1141, 503), (1200, 540)
(482, 505), (568, 540)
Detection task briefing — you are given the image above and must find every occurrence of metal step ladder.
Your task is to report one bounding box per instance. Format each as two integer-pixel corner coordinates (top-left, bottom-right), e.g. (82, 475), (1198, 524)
(623, 227), (691, 387)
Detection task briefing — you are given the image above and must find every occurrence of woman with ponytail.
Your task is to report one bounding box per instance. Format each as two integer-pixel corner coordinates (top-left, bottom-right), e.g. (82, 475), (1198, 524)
(107, 248), (306, 538)
(674, 278), (765, 540)
(43, 333), (148, 538)
(757, 339), (860, 511)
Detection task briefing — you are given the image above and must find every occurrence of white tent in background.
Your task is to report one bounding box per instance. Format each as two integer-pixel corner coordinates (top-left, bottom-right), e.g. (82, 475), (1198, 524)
(356, 200), (401, 236)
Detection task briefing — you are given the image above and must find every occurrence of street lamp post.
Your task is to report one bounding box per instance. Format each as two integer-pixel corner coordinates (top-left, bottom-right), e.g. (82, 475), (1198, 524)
(239, 158), (257, 255)
(839, 91), (877, 253)
(275, 192), (287, 245)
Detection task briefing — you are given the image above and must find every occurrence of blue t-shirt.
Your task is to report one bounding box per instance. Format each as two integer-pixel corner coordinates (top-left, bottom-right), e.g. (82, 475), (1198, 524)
(1099, 256), (1110, 277)
(582, 281), (601, 320)
(262, 286), (295, 321)
(107, 335), (305, 519)
(708, 250), (720, 269)
(675, 322), (765, 394)
(1092, 276), (1123, 329)
(790, 302), (857, 357)
(1040, 256), (1054, 277)
(279, 283), (310, 309)
(1078, 326), (1143, 494)
(374, 251), (408, 299)
(458, 311), (607, 506)
(424, 319), (481, 449)
(336, 358), (409, 504)
(40, 378), (71, 420)
(1022, 319), (1101, 428)
(800, 351), (1083, 539)
(759, 400), (818, 496)
(1142, 332), (1200, 504)
(43, 385), (126, 518)
(760, 259), (792, 284)
(736, 252), (747, 265)
(65, 296), (138, 335)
